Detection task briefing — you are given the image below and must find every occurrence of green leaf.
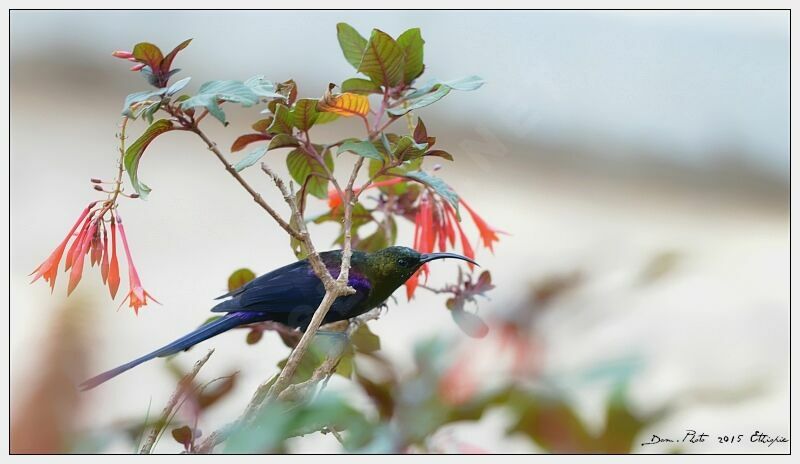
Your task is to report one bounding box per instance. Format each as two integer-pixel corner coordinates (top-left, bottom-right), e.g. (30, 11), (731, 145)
(290, 99), (319, 131)
(405, 170), (459, 214)
(200, 315), (223, 327)
(338, 140), (384, 161)
(286, 149), (334, 199)
(358, 29), (404, 88)
(392, 136), (428, 162)
(252, 118), (272, 133)
(124, 119), (174, 199)
(246, 329), (263, 345)
(122, 89), (165, 118)
(233, 146), (269, 172)
(165, 77), (191, 96)
(141, 100), (162, 124)
(397, 28), (425, 83)
(244, 75), (284, 99)
(335, 351), (354, 378)
(132, 42), (163, 71)
(352, 323), (382, 353)
(268, 133), (299, 150)
(336, 23), (368, 69)
(341, 78), (382, 95)
(267, 104), (293, 135)
(228, 268), (256, 292)
(180, 80), (260, 124)
(388, 86), (450, 116)
(315, 112), (340, 125)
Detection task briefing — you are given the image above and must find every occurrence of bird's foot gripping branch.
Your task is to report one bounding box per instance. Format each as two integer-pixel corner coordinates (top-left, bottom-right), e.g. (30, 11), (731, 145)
(32, 24), (504, 452)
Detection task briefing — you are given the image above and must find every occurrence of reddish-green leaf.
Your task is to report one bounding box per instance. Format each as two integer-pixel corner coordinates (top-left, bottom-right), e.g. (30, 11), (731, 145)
(341, 78), (382, 95)
(268, 104), (293, 135)
(132, 42), (163, 71)
(286, 149), (334, 199)
(171, 426), (193, 448)
(425, 149), (454, 161)
(252, 118), (272, 133)
(231, 133), (269, 152)
(358, 29), (405, 88)
(268, 134), (299, 151)
(413, 118), (428, 143)
(290, 99), (319, 131)
(160, 38), (192, 73)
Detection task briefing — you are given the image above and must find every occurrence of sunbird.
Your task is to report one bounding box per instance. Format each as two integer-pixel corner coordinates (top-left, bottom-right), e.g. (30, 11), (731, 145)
(81, 246), (477, 390)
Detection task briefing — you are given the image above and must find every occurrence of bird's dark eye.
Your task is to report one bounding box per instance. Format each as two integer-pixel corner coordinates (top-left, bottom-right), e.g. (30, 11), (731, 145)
(397, 258), (409, 267)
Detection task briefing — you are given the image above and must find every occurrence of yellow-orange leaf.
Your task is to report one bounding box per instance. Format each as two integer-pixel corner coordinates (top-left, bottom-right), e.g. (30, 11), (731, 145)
(318, 87), (370, 117)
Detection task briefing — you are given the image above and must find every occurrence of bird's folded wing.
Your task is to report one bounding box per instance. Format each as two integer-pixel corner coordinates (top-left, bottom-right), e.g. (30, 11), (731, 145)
(210, 261), (370, 314)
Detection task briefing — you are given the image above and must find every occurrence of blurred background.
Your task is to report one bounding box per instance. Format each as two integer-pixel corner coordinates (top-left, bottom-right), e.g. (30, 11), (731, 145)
(10, 10), (789, 453)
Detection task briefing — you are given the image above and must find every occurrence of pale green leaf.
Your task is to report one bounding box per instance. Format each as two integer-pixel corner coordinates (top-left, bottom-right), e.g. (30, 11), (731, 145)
(180, 80), (260, 124)
(406, 170), (460, 214)
(338, 140), (384, 161)
(245, 75), (284, 99)
(234, 146), (268, 172)
(165, 77), (191, 96)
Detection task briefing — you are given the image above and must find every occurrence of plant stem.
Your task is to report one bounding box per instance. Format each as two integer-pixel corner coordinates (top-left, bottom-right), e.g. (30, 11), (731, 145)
(139, 350), (214, 454)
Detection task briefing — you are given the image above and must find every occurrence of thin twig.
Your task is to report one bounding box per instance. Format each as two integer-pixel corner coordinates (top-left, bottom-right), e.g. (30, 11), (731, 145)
(139, 349), (214, 454)
(278, 307), (382, 402)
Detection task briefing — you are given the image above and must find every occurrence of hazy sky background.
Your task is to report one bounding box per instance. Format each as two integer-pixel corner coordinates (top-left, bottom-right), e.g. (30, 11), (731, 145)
(11, 10), (789, 176)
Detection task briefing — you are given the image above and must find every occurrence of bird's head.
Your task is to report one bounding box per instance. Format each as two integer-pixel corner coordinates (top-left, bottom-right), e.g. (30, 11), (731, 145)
(367, 246), (479, 289)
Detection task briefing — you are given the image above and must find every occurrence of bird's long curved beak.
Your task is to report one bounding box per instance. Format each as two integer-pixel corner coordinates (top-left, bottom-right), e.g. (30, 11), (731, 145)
(419, 252), (479, 267)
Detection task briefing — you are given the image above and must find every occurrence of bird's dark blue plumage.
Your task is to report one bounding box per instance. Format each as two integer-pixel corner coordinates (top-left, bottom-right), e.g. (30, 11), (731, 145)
(80, 247), (477, 390)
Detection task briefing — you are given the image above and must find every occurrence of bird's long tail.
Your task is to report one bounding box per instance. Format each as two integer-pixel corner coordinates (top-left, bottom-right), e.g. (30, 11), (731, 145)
(80, 312), (255, 391)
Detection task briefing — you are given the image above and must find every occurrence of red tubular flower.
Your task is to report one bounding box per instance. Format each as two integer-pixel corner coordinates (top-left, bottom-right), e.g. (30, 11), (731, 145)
(444, 202), (475, 270)
(67, 221), (96, 295)
(30, 202), (96, 292)
(111, 50), (134, 59)
(116, 215), (158, 314)
(327, 178), (404, 210)
(100, 224), (110, 284)
(460, 199), (502, 253)
(64, 212), (93, 271)
(107, 220), (121, 299)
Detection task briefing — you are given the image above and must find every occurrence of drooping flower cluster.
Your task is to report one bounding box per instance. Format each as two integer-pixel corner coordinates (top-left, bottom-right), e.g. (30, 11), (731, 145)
(31, 203), (157, 314)
(406, 192), (502, 299)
